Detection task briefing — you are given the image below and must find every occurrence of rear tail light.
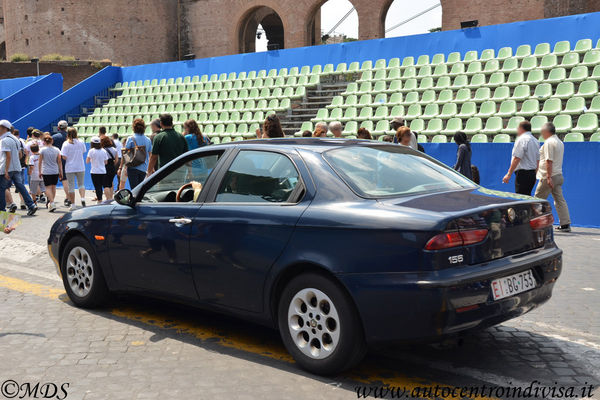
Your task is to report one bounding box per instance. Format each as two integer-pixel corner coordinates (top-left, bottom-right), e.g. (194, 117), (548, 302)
(530, 214), (554, 230)
(425, 229), (488, 250)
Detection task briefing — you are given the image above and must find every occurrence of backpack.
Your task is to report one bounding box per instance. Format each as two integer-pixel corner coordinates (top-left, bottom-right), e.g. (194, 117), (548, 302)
(123, 135), (147, 167)
(471, 165), (480, 185)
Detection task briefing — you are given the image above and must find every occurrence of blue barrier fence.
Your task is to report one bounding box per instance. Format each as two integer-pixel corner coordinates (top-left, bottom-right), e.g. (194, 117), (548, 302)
(0, 75), (46, 99)
(120, 12), (600, 83)
(55, 142), (598, 228)
(0, 73), (63, 123)
(12, 66), (120, 134)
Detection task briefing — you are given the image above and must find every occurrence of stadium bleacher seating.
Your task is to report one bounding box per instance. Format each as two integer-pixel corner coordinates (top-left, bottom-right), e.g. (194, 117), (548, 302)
(75, 38), (600, 143)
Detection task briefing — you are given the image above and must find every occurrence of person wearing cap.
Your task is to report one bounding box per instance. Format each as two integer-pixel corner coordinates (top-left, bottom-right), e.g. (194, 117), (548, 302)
(52, 120), (70, 205)
(390, 117), (417, 150)
(0, 120), (37, 215)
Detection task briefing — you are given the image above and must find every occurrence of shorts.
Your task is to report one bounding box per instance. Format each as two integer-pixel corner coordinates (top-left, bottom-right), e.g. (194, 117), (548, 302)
(60, 159), (67, 181)
(43, 174), (59, 186)
(66, 171), (85, 193)
(103, 170), (116, 188)
(30, 180), (45, 194)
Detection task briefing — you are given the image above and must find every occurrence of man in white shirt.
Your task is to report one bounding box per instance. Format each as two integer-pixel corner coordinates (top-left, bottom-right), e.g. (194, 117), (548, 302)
(535, 122), (571, 232)
(502, 120), (540, 195)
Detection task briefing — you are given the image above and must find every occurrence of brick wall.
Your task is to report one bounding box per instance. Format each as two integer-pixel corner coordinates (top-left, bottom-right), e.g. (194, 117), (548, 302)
(0, 62), (107, 90)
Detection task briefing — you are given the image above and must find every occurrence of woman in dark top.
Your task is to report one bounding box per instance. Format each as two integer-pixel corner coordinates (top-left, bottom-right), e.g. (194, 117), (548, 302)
(453, 131), (473, 180)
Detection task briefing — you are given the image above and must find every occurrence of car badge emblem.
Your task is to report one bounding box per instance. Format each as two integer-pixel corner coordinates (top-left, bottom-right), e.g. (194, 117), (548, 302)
(507, 208), (516, 223)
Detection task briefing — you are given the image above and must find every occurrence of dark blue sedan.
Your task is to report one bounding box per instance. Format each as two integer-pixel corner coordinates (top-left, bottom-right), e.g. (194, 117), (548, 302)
(48, 139), (562, 374)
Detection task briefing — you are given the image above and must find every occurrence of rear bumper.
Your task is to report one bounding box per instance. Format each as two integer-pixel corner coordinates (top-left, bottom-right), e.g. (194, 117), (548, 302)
(337, 246), (562, 344)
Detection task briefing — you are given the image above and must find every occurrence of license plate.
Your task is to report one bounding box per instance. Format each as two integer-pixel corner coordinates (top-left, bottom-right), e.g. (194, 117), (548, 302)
(491, 269), (536, 301)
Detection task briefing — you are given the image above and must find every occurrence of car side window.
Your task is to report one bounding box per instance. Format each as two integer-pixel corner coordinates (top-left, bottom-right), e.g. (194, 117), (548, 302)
(216, 150), (301, 203)
(141, 153), (222, 203)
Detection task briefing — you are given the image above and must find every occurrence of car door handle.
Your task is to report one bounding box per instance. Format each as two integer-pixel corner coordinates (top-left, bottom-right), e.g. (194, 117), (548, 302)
(168, 218), (192, 226)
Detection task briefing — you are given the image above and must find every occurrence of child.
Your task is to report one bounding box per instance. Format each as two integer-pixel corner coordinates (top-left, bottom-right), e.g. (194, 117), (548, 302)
(86, 137), (108, 204)
(28, 143), (46, 204)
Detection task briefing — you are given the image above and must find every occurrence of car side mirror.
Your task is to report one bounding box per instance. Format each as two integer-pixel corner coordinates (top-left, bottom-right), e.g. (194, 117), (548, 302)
(114, 189), (135, 207)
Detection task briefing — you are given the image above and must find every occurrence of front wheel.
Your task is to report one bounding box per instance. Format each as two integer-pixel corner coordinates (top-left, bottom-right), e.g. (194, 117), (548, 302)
(60, 236), (109, 308)
(277, 272), (367, 375)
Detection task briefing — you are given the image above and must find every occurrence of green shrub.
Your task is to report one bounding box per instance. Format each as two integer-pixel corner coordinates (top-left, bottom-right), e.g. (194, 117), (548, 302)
(40, 53), (76, 61)
(10, 53), (30, 62)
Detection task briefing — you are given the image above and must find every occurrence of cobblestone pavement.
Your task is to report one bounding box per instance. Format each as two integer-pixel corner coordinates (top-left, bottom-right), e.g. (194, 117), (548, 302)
(0, 193), (598, 399)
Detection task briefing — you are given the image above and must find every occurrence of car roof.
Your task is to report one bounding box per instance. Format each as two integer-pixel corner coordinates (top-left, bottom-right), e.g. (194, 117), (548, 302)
(209, 138), (395, 154)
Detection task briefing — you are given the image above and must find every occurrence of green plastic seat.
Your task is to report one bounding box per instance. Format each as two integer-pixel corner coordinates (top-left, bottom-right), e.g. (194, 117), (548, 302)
(451, 75), (468, 90)
(355, 107), (372, 121)
(373, 80), (387, 93)
(525, 69), (544, 86)
(441, 117), (463, 135)
(529, 115), (547, 134)
(581, 49), (600, 66)
(467, 73), (486, 89)
(434, 76), (451, 91)
(501, 58), (519, 73)
(471, 133), (488, 143)
(574, 38), (593, 53)
(547, 67), (566, 84)
(439, 102), (457, 119)
(403, 91), (419, 105)
(409, 118), (425, 132)
(417, 134), (428, 143)
(421, 103), (439, 120)
(359, 94), (373, 106)
(388, 58), (401, 69)
(435, 89), (453, 104)
(483, 59), (500, 75)
(419, 90), (436, 104)
(449, 63), (466, 76)
(402, 66), (417, 80)
(511, 84), (530, 102)
(453, 88), (471, 104)
(311, 108), (328, 123)
(390, 105), (405, 117)
(326, 108), (343, 122)
(431, 53), (445, 65)
(501, 116), (525, 133)
(405, 103), (422, 119)
(564, 132), (585, 142)
(589, 131), (600, 141)
(539, 97), (563, 116)
(552, 114), (572, 133)
(371, 106), (389, 121)
(476, 100), (496, 118)
(485, 72), (505, 87)
(431, 134), (447, 143)
(533, 83), (552, 100)
(463, 51), (478, 63)
(387, 92), (403, 106)
(466, 61), (482, 75)
(372, 120), (390, 135)
(416, 55), (429, 66)
(417, 77), (434, 92)
(493, 134), (511, 143)
(372, 93), (387, 106)
(400, 56), (415, 69)
(589, 95), (600, 113)
(497, 100), (517, 117)
(422, 118), (443, 135)
(506, 70), (525, 87)
(539, 54), (557, 70)
(418, 65), (432, 78)
(576, 79), (598, 98)
(560, 52), (580, 69)
(401, 79), (418, 93)
(561, 96), (585, 115)
(456, 101), (476, 118)
(534, 43), (550, 57)
(463, 117), (483, 135)
(572, 113), (598, 133)
(516, 99), (539, 117)
(552, 81), (575, 99)
(568, 65), (589, 82)
(519, 56), (537, 71)
(497, 47), (513, 60)
(432, 64), (448, 77)
(553, 40), (571, 55)
(515, 44), (531, 59)
(482, 116), (503, 134)
(446, 52), (461, 65)
(591, 65), (600, 80)
(341, 107), (358, 122)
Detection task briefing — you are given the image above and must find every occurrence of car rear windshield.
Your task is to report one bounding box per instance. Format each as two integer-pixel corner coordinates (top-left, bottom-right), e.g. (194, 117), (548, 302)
(323, 145), (476, 198)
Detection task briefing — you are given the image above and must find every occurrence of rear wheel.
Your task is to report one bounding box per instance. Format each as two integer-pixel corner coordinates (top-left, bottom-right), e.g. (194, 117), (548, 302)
(60, 236), (109, 308)
(277, 272), (367, 375)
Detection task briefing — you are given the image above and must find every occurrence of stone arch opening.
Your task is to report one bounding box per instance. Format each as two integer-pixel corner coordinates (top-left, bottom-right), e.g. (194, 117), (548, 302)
(382, 0), (442, 38)
(306, 0), (358, 46)
(238, 6), (285, 53)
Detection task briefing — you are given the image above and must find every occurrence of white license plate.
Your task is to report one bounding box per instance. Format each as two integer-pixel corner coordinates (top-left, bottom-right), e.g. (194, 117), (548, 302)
(491, 269), (536, 301)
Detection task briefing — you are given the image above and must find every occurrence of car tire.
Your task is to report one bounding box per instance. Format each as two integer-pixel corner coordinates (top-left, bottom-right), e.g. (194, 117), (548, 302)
(277, 272), (367, 375)
(60, 236), (110, 308)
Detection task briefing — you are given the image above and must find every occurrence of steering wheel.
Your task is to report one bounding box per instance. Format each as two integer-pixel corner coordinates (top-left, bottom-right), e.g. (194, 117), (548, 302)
(176, 181), (203, 202)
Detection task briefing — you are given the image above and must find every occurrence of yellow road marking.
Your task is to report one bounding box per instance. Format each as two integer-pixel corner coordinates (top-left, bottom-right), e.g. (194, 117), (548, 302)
(0, 273), (495, 399)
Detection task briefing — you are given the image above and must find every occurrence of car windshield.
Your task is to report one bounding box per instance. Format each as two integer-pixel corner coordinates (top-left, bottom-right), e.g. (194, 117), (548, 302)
(323, 145), (476, 198)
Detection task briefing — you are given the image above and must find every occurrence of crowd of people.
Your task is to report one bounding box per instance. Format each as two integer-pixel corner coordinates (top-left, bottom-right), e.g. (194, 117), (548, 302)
(0, 110), (571, 232)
